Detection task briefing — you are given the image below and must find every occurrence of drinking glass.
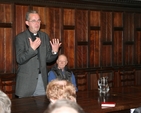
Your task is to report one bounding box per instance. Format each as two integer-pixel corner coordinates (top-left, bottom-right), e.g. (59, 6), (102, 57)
(98, 76), (109, 94)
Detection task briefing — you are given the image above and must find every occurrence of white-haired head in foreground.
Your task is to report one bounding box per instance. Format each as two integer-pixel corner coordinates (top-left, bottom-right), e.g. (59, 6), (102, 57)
(0, 90), (11, 113)
(44, 99), (85, 113)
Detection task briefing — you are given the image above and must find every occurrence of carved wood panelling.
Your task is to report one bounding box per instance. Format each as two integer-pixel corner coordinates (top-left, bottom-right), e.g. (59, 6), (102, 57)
(63, 9), (75, 26)
(0, 4), (13, 73)
(101, 11), (112, 67)
(75, 10), (88, 68)
(89, 11), (101, 67)
(15, 5), (29, 35)
(113, 12), (123, 66)
(63, 30), (75, 68)
(135, 32), (141, 64)
(114, 31), (123, 66)
(90, 30), (101, 67)
(76, 10), (88, 42)
(124, 13), (134, 65)
(135, 13), (141, 65)
(44, 7), (62, 40)
(63, 9), (75, 68)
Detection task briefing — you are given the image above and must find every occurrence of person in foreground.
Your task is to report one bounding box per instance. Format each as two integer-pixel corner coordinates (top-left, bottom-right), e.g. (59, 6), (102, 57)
(131, 107), (141, 113)
(0, 90), (11, 113)
(44, 99), (86, 113)
(15, 10), (61, 98)
(48, 54), (77, 90)
(46, 79), (76, 103)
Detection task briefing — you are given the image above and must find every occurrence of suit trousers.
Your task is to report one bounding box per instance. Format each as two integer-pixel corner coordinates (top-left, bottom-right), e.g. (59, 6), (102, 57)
(33, 74), (46, 96)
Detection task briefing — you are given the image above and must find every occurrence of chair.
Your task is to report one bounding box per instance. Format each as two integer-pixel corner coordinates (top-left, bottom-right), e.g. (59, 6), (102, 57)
(118, 67), (136, 86)
(0, 73), (16, 99)
(74, 71), (88, 91)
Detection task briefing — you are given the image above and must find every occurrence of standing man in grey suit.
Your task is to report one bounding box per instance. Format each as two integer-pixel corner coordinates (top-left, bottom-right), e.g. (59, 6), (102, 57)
(15, 10), (61, 98)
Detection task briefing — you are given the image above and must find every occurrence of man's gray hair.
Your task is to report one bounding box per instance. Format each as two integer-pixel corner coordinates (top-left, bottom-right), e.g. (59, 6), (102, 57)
(25, 10), (38, 21)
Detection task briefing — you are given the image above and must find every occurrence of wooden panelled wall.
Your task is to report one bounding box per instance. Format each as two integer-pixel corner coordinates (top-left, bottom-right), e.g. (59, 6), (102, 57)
(0, 2), (141, 89)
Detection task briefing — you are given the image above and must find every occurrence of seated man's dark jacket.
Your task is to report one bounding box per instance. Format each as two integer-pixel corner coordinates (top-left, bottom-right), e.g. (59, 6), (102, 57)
(51, 65), (72, 82)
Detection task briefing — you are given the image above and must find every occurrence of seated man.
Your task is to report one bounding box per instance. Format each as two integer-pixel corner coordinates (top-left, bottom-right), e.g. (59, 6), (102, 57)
(46, 79), (76, 103)
(48, 54), (77, 91)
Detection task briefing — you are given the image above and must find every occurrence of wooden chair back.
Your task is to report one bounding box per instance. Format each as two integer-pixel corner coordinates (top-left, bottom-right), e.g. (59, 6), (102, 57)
(74, 71), (88, 91)
(118, 67), (136, 86)
(0, 73), (16, 99)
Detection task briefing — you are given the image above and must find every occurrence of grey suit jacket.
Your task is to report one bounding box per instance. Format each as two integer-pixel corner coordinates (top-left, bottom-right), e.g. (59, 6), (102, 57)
(15, 30), (58, 97)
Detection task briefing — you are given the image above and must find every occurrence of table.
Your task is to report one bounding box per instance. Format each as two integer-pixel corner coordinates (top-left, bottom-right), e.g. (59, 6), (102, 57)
(11, 86), (141, 113)
(11, 96), (49, 113)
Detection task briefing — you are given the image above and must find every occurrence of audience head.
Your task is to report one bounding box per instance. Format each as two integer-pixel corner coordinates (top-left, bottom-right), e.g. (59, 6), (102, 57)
(44, 99), (85, 113)
(46, 79), (76, 103)
(56, 54), (68, 70)
(0, 90), (11, 113)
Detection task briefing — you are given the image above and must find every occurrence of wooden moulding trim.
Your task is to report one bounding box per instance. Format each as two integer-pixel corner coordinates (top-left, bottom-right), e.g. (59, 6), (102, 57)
(1, 0), (141, 11)
(0, 23), (12, 28)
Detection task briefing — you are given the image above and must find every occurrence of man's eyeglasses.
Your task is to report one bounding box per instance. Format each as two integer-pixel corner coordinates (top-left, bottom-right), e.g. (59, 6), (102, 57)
(28, 20), (41, 23)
